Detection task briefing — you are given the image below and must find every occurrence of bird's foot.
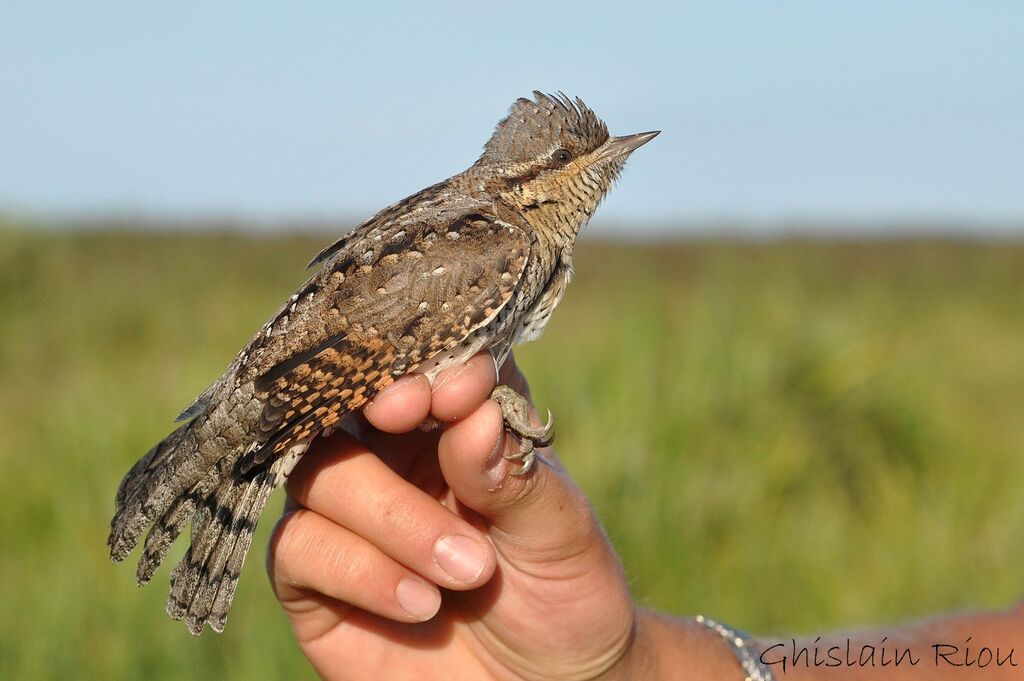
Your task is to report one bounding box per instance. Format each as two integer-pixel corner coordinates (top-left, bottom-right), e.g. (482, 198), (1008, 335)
(489, 385), (554, 475)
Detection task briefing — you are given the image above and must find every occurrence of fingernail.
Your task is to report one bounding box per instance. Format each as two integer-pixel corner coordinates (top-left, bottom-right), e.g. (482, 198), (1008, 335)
(431, 363), (468, 394)
(396, 577), (441, 621)
(434, 535), (488, 583)
(486, 431), (510, 490)
(368, 375), (410, 405)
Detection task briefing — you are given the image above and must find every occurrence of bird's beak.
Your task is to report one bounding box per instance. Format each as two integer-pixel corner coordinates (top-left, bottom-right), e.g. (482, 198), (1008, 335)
(599, 130), (661, 160)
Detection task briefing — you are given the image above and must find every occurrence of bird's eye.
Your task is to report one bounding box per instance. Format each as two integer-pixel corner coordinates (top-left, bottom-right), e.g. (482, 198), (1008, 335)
(551, 148), (573, 165)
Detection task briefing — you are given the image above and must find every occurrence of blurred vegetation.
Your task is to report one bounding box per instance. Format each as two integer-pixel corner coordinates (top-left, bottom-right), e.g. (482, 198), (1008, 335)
(1, 224), (1023, 679)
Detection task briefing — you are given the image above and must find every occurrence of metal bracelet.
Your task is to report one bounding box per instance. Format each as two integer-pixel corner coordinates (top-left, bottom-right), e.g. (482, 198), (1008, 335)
(695, 615), (776, 681)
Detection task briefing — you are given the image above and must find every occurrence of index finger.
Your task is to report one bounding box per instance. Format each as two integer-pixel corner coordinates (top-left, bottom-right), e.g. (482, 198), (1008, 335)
(430, 352), (499, 422)
(363, 374), (432, 433)
(363, 351), (503, 432)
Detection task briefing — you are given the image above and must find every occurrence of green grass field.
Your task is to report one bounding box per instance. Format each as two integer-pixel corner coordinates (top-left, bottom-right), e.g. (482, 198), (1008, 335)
(2, 226), (1023, 679)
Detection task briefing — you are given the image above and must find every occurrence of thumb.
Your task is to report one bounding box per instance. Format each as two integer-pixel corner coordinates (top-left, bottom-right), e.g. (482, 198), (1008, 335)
(436, 362), (638, 679)
(437, 396), (608, 567)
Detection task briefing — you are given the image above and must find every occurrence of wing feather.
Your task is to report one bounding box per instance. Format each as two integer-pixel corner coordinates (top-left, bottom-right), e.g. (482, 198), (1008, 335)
(242, 213), (531, 471)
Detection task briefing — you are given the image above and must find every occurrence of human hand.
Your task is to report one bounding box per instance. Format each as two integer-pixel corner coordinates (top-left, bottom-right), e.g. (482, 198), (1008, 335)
(266, 352), (638, 680)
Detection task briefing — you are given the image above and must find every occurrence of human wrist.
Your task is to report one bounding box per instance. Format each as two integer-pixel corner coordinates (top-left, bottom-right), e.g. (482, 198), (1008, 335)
(608, 609), (764, 680)
(585, 606), (649, 681)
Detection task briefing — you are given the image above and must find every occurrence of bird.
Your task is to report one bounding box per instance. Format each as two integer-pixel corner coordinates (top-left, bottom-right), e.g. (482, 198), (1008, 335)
(107, 91), (659, 635)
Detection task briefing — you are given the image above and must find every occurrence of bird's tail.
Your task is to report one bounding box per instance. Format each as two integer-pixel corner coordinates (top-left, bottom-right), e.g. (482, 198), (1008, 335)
(165, 461), (280, 634)
(108, 420), (211, 564)
(108, 412), (289, 634)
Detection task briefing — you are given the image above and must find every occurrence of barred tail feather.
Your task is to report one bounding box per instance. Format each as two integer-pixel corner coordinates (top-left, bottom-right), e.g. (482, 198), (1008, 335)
(110, 383), (303, 634)
(166, 461), (283, 635)
(165, 470), (239, 624)
(109, 422), (209, 561)
(135, 453), (235, 585)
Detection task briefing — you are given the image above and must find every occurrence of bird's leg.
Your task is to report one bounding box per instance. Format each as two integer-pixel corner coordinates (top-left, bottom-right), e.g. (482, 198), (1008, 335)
(490, 385), (554, 475)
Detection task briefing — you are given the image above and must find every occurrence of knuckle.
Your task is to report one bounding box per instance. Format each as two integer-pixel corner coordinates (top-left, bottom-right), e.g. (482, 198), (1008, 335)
(267, 510), (369, 597)
(266, 510), (305, 588)
(269, 510), (322, 579)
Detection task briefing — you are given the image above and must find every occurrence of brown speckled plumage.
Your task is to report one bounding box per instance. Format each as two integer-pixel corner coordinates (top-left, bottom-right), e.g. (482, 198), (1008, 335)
(108, 92), (658, 634)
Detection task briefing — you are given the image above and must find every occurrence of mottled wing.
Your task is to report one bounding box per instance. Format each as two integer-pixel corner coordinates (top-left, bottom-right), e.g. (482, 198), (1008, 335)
(245, 212), (531, 470)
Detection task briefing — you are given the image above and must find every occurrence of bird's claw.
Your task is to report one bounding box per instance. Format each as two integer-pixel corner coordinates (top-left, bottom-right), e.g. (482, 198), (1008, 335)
(490, 385), (555, 475)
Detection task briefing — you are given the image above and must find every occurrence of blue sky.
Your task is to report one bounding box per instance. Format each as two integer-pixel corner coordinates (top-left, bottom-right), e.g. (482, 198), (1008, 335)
(1, 2), (1021, 234)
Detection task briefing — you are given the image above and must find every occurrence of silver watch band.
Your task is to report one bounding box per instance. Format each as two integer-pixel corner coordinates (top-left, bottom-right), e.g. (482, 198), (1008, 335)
(695, 615), (776, 681)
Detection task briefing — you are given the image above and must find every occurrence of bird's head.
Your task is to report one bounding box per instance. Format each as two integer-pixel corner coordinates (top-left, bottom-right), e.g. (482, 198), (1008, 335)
(474, 92), (658, 231)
